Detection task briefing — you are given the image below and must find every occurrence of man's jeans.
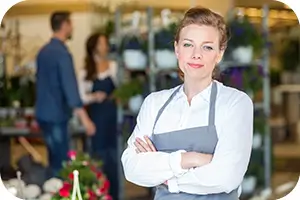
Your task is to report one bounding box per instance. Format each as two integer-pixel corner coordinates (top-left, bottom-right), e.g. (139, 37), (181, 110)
(38, 120), (69, 178)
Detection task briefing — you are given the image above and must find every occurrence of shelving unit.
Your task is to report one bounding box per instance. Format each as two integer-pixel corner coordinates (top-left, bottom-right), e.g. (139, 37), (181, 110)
(112, 4), (272, 199)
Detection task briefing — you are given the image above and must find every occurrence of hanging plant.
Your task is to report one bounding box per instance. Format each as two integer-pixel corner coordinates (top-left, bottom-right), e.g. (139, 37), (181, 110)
(280, 38), (299, 72)
(227, 16), (263, 52)
(113, 78), (143, 106)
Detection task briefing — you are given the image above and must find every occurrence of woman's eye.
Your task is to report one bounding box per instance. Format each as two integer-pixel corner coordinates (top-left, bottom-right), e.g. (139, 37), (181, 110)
(183, 43), (192, 47)
(203, 46), (213, 51)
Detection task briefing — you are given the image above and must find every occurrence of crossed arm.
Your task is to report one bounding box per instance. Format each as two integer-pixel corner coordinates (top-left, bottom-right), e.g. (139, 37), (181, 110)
(121, 93), (253, 194)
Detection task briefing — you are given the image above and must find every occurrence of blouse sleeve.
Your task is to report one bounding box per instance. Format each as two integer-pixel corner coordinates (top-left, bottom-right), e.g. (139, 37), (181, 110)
(77, 69), (93, 104)
(121, 92), (188, 187)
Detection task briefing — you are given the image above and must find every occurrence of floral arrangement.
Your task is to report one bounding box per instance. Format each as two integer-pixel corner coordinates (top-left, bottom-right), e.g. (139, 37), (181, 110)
(113, 78), (144, 106)
(220, 64), (264, 101)
(154, 22), (177, 50)
(280, 37), (299, 72)
(119, 34), (147, 53)
(226, 16), (263, 54)
(51, 151), (112, 200)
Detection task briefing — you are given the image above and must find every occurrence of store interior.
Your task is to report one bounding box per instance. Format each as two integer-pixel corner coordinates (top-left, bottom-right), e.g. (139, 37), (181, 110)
(0, 0), (299, 199)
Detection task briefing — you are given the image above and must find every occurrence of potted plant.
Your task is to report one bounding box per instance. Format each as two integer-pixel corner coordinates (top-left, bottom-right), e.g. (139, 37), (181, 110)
(226, 16), (263, 64)
(154, 22), (178, 69)
(50, 151), (112, 200)
(120, 34), (147, 70)
(113, 78), (144, 113)
(279, 38), (300, 84)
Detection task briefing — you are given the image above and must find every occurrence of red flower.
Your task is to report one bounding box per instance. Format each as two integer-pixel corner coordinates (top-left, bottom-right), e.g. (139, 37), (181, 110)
(96, 171), (102, 179)
(103, 194), (112, 200)
(59, 182), (72, 197)
(67, 150), (77, 160)
(90, 166), (97, 172)
(69, 173), (74, 180)
(100, 180), (110, 193)
(88, 189), (97, 200)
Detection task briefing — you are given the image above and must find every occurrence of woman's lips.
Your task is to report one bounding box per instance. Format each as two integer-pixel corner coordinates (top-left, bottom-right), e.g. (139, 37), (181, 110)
(187, 63), (204, 68)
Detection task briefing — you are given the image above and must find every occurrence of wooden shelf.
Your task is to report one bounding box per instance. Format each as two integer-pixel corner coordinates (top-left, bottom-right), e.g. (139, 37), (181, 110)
(274, 142), (300, 158)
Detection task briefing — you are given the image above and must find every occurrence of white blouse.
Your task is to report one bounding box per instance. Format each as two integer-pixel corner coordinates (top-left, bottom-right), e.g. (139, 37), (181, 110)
(121, 80), (253, 195)
(77, 61), (118, 104)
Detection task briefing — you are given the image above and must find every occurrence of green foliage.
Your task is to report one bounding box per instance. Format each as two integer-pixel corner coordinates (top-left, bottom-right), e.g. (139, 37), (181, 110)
(227, 16), (263, 53)
(113, 78), (143, 105)
(154, 22), (178, 50)
(280, 38), (299, 71)
(51, 151), (111, 200)
(119, 34), (148, 54)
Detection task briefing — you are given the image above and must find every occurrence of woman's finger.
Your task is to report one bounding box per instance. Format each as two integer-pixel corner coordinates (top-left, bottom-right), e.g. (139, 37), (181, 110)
(144, 136), (156, 152)
(136, 138), (152, 152)
(135, 148), (141, 154)
(134, 140), (147, 152)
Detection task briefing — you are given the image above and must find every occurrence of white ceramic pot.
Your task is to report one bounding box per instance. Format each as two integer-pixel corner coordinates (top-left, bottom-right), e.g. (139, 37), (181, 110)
(241, 176), (257, 194)
(0, 107), (8, 118)
(252, 133), (262, 149)
(123, 50), (147, 70)
(155, 50), (177, 69)
(128, 95), (144, 114)
(24, 107), (34, 116)
(232, 46), (253, 64)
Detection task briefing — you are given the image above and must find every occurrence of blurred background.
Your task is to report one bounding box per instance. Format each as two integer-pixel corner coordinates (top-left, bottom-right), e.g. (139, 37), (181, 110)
(0, 0), (299, 199)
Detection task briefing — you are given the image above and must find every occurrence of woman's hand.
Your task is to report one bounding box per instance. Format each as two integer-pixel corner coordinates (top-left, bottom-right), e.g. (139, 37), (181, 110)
(92, 91), (107, 103)
(181, 152), (213, 169)
(134, 136), (156, 153)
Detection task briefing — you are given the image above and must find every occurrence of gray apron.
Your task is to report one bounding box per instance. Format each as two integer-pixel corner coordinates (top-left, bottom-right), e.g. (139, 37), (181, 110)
(151, 82), (238, 200)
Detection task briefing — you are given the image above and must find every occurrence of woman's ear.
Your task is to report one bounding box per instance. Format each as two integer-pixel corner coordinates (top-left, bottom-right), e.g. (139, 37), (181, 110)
(216, 49), (225, 64)
(174, 41), (179, 58)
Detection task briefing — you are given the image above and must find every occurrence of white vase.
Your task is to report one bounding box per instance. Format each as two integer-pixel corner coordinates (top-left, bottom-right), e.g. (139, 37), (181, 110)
(252, 133), (262, 149)
(128, 95), (144, 114)
(242, 176), (257, 194)
(123, 50), (147, 70)
(155, 50), (177, 69)
(0, 107), (8, 118)
(232, 46), (253, 64)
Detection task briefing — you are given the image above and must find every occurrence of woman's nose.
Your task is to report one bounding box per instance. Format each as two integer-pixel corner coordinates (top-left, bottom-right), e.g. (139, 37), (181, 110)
(192, 48), (202, 59)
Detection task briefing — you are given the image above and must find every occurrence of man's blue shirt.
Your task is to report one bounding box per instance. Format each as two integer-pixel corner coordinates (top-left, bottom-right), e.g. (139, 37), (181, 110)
(35, 38), (83, 122)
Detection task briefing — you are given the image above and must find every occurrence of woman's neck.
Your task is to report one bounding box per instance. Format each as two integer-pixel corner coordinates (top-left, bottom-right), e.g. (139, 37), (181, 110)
(183, 77), (213, 104)
(96, 59), (110, 73)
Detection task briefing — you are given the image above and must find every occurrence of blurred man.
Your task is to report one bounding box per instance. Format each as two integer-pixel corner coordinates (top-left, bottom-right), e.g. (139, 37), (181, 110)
(35, 11), (95, 177)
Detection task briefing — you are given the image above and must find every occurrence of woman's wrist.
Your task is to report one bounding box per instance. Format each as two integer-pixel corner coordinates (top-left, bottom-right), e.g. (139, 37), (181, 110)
(181, 152), (212, 169)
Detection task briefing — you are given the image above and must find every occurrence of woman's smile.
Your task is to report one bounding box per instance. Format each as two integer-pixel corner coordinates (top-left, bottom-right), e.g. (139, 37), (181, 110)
(187, 63), (204, 69)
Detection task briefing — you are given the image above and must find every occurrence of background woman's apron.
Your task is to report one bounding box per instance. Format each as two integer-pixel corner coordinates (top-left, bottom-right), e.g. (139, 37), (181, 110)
(87, 77), (119, 200)
(151, 82), (238, 200)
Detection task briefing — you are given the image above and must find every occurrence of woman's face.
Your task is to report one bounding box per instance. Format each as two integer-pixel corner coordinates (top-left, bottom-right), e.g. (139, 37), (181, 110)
(175, 24), (224, 81)
(95, 35), (109, 57)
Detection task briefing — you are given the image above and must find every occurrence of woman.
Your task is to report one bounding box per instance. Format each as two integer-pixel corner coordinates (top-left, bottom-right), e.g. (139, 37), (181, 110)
(121, 7), (253, 200)
(78, 33), (119, 200)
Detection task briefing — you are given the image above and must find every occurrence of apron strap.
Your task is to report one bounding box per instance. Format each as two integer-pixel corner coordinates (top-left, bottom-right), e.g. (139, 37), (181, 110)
(152, 85), (182, 133)
(208, 81), (218, 126)
(152, 81), (218, 133)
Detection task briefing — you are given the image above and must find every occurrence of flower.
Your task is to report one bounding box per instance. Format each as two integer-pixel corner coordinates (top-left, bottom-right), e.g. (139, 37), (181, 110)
(96, 171), (102, 179)
(102, 194), (113, 200)
(100, 180), (110, 193)
(51, 152), (110, 200)
(67, 150), (77, 160)
(58, 182), (72, 198)
(82, 161), (89, 166)
(88, 190), (97, 200)
(68, 173), (74, 180)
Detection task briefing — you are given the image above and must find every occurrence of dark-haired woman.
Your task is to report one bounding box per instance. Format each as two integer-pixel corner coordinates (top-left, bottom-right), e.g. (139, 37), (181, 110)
(78, 33), (119, 200)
